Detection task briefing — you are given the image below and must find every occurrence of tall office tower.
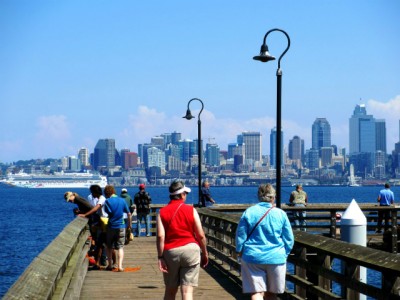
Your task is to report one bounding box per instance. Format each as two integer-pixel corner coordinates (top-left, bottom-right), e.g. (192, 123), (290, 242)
(288, 136), (304, 169)
(312, 118), (331, 151)
(147, 147), (166, 172)
(151, 136), (165, 150)
(375, 119), (387, 153)
(238, 131), (262, 163)
(374, 150), (386, 179)
(127, 152), (138, 169)
(161, 133), (172, 148)
(349, 104), (376, 154)
(320, 147), (333, 167)
(228, 143), (245, 160)
(68, 156), (81, 171)
(392, 141), (400, 176)
(171, 131), (182, 145)
(178, 139), (195, 164)
(138, 144), (144, 162)
(93, 138), (116, 169)
(349, 104), (377, 176)
(78, 147), (89, 167)
(120, 148), (130, 169)
(270, 128), (283, 168)
(205, 143), (220, 166)
(305, 149), (319, 171)
(61, 156), (69, 170)
(288, 136), (304, 161)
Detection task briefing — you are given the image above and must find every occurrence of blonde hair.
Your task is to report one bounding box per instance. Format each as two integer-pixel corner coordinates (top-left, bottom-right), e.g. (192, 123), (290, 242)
(258, 184), (276, 202)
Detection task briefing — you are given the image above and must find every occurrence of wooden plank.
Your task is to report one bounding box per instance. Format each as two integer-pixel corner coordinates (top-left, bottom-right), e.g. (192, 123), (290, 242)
(79, 236), (247, 299)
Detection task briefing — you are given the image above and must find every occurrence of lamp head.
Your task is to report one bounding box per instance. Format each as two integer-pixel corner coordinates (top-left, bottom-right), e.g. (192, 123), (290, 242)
(253, 44), (276, 63)
(183, 109), (195, 120)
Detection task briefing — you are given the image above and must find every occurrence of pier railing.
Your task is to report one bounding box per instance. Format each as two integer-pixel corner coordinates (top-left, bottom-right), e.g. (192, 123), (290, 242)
(197, 206), (400, 300)
(5, 204), (400, 299)
(3, 217), (90, 300)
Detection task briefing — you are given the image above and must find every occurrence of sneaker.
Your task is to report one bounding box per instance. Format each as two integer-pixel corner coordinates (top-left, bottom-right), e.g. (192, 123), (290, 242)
(146, 233), (151, 237)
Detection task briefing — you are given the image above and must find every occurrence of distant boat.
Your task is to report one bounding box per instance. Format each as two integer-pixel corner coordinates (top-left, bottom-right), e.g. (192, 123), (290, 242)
(1, 171), (107, 188)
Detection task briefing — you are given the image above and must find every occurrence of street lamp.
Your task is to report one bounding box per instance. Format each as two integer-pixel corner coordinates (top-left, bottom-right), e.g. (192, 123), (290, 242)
(183, 98), (204, 206)
(253, 28), (291, 208)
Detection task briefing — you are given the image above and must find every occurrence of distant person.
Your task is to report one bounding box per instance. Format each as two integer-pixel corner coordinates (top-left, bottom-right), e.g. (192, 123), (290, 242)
(199, 181), (216, 207)
(289, 184), (308, 231)
(64, 191), (94, 217)
(156, 180), (209, 300)
(236, 184), (294, 300)
(120, 188), (134, 244)
(78, 185), (109, 269)
(103, 185), (131, 272)
(376, 183), (395, 233)
(134, 184), (152, 237)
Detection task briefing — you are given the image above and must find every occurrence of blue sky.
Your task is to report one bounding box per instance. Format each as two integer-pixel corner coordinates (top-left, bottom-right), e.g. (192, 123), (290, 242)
(1, 1), (399, 163)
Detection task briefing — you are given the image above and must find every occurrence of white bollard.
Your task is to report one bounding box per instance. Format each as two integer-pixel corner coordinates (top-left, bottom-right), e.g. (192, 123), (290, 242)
(341, 199), (367, 300)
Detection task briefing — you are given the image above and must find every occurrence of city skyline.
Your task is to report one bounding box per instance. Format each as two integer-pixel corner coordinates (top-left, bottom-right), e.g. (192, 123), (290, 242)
(1, 1), (399, 163)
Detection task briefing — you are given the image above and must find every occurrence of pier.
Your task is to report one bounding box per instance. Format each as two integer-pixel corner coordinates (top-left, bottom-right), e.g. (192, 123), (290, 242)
(4, 204), (400, 299)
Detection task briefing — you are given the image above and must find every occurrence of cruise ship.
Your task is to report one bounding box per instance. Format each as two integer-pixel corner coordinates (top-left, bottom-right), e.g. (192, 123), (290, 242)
(1, 171), (108, 188)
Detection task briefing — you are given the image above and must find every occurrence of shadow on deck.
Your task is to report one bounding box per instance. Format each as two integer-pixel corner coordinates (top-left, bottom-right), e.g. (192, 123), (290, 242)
(80, 236), (246, 299)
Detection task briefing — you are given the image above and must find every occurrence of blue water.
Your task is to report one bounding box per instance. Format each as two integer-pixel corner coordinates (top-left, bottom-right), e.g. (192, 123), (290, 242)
(1, 184), (399, 297)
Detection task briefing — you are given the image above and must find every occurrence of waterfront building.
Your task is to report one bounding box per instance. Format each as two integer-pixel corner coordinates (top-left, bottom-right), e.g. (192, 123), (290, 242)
(121, 151), (138, 169)
(151, 136), (165, 150)
(375, 119), (387, 153)
(238, 131), (262, 164)
(147, 147), (166, 173)
(93, 138), (116, 170)
(205, 143), (220, 166)
(320, 147), (333, 167)
(288, 135), (304, 169)
(78, 147), (89, 167)
(270, 128), (283, 168)
(306, 149), (320, 171)
(171, 131), (182, 145)
(312, 118), (331, 153)
(68, 156), (81, 171)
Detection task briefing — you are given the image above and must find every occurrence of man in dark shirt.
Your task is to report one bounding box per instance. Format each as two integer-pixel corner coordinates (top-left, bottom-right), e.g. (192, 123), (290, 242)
(200, 181), (216, 207)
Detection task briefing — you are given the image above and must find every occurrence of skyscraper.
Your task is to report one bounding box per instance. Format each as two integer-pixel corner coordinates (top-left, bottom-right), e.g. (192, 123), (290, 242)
(238, 131), (262, 163)
(270, 128), (283, 168)
(375, 119), (386, 153)
(312, 118), (331, 151)
(78, 147), (89, 167)
(93, 138), (116, 169)
(205, 143), (220, 166)
(349, 104), (376, 154)
(288, 135), (304, 169)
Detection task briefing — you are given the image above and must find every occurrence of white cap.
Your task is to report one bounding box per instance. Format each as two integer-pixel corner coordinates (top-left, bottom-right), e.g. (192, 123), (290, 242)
(121, 188), (128, 193)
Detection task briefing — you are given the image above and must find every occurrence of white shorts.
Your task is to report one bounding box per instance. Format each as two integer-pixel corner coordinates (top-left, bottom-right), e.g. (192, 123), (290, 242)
(241, 260), (286, 294)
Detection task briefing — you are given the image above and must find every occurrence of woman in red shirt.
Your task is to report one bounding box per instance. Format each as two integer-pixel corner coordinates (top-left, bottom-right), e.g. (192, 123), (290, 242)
(156, 180), (208, 300)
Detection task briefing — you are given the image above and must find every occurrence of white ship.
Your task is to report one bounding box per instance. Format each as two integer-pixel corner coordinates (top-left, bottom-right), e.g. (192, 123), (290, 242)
(1, 171), (108, 188)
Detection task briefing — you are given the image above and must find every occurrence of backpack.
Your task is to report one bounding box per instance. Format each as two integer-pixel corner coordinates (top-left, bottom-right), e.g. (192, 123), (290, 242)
(135, 191), (151, 214)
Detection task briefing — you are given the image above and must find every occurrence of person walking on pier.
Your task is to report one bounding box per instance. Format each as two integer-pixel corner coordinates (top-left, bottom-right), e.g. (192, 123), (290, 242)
(376, 183), (395, 233)
(103, 185), (131, 272)
(134, 183), (152, 236)
(156, 180), (209, 300)
(289, 184), (308, 231)
(120, 188), (134, 244)
(236, 184), (294, 300)
(199, 181), (216, 207)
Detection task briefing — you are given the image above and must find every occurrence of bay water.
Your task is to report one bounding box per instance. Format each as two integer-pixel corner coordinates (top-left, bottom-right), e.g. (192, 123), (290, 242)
(1, 184), (399, 297)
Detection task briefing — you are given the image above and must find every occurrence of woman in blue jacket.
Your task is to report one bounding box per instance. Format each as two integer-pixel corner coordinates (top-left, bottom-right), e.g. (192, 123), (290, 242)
(236, 184), (294, 300)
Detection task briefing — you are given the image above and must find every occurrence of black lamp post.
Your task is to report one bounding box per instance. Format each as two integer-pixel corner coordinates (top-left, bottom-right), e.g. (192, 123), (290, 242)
(183, 98), (204, 206)
(253, 28), (291, 208)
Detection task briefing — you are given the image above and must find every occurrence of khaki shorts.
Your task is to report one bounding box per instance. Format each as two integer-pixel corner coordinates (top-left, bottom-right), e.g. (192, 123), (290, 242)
(241, 260), (286, 294)
(106, 228), (125, 250)
(163, 243), (201, 287)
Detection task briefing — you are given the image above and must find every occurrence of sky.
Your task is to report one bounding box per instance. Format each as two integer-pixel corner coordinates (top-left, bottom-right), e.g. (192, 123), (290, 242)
(1, 1), (399, 163)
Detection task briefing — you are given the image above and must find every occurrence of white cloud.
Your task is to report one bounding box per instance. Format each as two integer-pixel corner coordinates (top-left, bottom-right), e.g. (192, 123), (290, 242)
(35, 115), (71, 140)
(368, 95), (400, 149)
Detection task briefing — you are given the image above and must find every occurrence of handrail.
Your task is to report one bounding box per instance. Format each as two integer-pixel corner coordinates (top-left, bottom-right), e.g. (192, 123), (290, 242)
(197, 206), (400, 300)
(3, 217), (90, 300)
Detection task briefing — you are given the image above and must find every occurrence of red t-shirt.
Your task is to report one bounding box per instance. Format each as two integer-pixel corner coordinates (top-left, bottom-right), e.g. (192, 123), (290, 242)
(160, 199), (199, 251)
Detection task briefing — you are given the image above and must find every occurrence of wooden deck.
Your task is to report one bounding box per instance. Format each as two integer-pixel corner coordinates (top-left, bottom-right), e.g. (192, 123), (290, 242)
(79, 236), (246, 299)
